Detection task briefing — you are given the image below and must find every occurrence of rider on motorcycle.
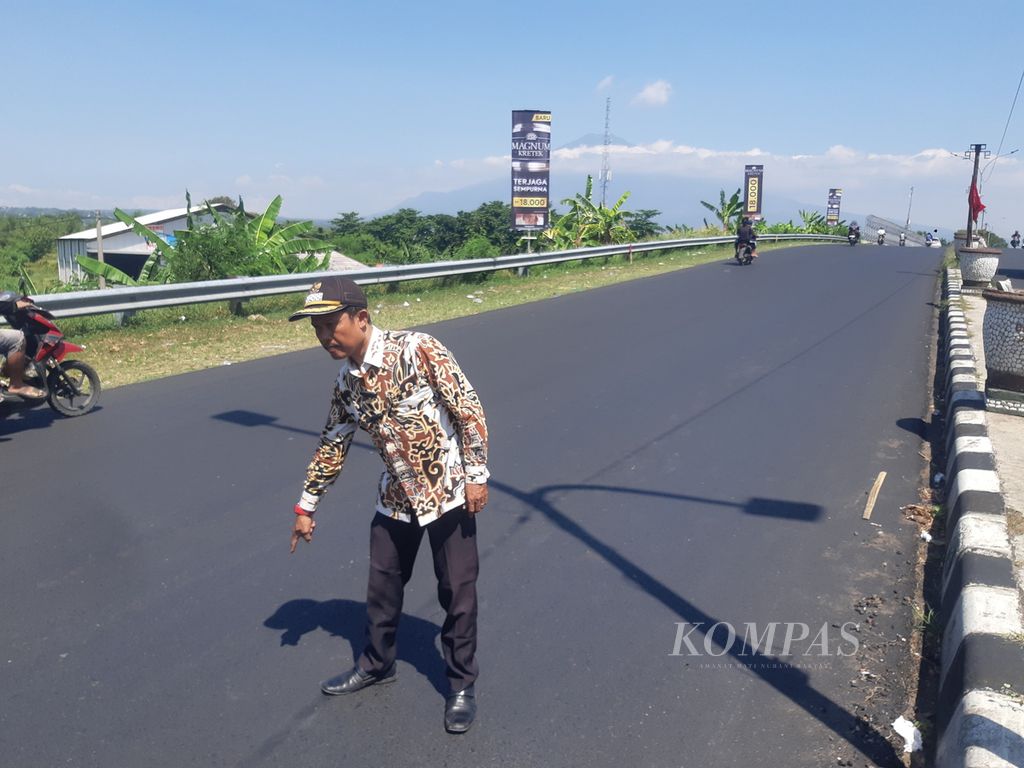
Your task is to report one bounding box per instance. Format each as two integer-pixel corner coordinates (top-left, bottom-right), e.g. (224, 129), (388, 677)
(877, 227), (886, 243)
(0, 293), (45, 400)
(849, 222), (861, 241)
(1012, 231), (1021, 249)
(899, 232), (907, 246)
(735, 217), (758, 259)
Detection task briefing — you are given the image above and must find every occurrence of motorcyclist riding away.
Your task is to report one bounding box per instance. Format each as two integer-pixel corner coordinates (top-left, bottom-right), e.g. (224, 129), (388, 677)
(736, 217), (758, 259)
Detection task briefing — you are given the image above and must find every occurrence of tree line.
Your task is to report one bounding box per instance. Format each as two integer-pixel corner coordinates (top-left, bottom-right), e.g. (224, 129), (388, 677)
(0, 212), (87, 291)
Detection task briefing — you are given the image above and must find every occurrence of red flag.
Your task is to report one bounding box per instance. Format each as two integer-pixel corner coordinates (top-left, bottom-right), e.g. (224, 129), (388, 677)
(969, 181), (986, 223)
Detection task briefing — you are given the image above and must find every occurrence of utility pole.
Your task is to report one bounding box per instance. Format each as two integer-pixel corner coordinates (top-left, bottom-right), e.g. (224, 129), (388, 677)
(904, 186), (914, 230)
(95, 211), (106, 290)
(599, 97), (611, 207)
(964, 143), (989, 248)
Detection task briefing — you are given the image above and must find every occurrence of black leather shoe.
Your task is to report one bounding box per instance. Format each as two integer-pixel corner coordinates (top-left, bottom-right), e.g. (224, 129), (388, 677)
(320, 664), (396, 695)
(444, 684), (476, 733)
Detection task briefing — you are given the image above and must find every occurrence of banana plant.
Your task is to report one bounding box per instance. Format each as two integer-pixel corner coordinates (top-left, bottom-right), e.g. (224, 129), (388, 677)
(246, 195), (331, 265)
(113, 207), (180, 268)
(700, 188), (744, 233)
(540, 175), (635, 248)
(201, 195), (331, 272)
(798, 209), (828, 232)
(75, 253), (162, 286)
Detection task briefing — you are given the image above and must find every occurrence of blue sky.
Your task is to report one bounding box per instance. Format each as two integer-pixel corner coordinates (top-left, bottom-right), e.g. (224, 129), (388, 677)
(2, 0), (1023, 231)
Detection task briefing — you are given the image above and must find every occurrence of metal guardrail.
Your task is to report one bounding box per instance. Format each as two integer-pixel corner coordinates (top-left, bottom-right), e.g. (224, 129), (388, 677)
(23, 234), (844, 319)
(865, 215), (927, 247)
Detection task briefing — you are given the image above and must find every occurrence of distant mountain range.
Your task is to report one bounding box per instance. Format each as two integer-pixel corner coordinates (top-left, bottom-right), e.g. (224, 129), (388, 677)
(557, 133), (634, 149)
(376, 134), (962, 234)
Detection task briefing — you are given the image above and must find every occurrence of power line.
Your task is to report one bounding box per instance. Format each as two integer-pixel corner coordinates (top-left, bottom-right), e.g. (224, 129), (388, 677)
(984, 66), (1024, 183)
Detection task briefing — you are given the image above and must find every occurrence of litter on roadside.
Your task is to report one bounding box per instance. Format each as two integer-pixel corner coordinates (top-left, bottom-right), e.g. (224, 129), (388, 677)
(892, 716), (923, 753)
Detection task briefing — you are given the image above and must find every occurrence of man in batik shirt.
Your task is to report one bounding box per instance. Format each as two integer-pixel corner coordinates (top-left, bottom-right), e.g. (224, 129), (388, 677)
(289, 276), (488, 734)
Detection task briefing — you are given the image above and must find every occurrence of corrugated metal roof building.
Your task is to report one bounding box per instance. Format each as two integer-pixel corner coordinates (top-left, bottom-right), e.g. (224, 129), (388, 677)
(57, 204), (232, 283)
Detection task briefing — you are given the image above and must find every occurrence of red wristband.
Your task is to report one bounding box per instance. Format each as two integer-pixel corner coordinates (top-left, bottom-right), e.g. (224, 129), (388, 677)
(294, 504), (314, 517)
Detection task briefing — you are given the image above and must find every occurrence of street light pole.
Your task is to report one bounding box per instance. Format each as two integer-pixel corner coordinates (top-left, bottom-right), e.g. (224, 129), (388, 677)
(905, 186), (914, 231)
(964, 143), (988, 248)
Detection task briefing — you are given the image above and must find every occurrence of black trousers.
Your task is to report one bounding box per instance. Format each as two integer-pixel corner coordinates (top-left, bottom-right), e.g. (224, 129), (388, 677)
(358, 505), (479, 692)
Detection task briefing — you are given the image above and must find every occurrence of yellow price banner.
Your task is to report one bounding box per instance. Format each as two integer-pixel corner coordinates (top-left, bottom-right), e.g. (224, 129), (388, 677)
(513, 197), (547, 207)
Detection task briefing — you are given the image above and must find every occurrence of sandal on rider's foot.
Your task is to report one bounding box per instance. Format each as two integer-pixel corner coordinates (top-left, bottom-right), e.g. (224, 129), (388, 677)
(8, 385), (45, 399)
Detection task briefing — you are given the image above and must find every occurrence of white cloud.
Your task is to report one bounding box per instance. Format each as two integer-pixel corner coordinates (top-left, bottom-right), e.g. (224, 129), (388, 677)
(4, 141), (1020, 227)
(536, 139), (1024, 226)
(632, 80), (672, 106)
(8, 183), (42, 195)
(596, 75), (614, 91)
(0, 183), (103, 209)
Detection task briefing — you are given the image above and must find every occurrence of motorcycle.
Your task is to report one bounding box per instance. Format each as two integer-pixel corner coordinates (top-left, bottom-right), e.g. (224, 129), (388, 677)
(0, 291), (101, 418)
(735, 241), (754, 265)
(848, 230), (860, 246)
(1012, 236), (1021, 249)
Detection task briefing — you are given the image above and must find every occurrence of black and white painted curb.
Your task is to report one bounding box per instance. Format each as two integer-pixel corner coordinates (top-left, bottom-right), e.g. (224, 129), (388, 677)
(936, 268), (1024, 768)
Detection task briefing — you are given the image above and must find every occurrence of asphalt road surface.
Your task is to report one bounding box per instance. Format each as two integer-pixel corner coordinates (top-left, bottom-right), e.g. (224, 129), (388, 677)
(0, 244), (943, 767)
(997, 244), (1024, 289)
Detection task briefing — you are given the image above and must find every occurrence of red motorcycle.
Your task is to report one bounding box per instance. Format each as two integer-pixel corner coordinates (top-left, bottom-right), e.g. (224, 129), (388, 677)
(0, 291), (101, 418)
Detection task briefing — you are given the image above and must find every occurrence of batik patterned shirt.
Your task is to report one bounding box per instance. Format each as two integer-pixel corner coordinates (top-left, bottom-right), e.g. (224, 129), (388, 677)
(298, 326), (489, 525)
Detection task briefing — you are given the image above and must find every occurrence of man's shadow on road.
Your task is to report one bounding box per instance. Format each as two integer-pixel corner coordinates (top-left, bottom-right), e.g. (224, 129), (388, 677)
(228, 395), (899, 763)
(263, 598), (449, 696)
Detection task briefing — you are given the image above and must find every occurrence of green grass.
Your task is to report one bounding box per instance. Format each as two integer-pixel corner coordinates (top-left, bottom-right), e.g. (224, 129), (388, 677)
(43, 239), (818, 389)
(913, 604), (937, 635)
(942, 245), (958, 270)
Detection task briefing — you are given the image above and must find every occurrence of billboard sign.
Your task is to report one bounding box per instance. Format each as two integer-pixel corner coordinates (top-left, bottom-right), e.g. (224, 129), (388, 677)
(511, 110), (551, 230)
(743, 165), (764, 219)
(826, 188), (843, 226)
